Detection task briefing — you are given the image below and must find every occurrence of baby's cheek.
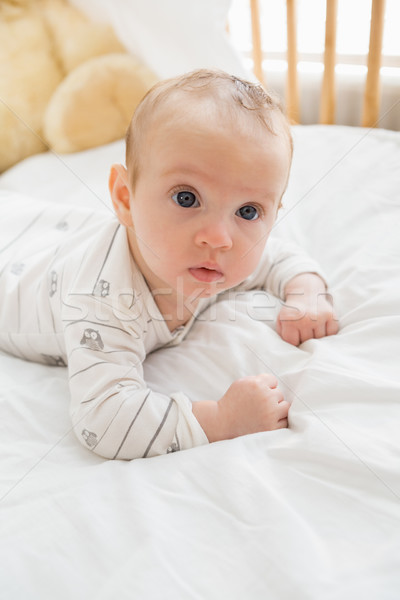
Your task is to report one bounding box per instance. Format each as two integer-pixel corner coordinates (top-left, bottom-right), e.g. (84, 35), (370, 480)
(230, 250), (262, 287)
(243, 242), (265, 273)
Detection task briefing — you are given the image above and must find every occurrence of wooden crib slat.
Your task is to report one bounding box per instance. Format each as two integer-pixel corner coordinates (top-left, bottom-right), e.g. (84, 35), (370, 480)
(286, 0), (300, 122)
(320, 0), (338, 124)
(250, 0), (265, 86)
(362, 0), (386, 127)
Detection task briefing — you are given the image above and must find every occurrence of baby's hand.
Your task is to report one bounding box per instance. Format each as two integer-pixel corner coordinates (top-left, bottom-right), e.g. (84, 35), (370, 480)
(193, 374), (289, 443)
(277, 273), (339, 346)
(217, 375), (289, 439)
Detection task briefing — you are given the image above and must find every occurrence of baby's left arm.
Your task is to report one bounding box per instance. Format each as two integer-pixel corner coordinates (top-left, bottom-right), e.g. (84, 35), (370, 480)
(277, 273), (339, 345)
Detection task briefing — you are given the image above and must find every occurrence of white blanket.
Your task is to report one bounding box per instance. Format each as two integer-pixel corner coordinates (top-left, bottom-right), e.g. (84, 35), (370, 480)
(1, 125), (400, 599)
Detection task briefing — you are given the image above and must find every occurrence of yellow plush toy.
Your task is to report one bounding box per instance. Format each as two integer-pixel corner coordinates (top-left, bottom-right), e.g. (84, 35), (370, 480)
(0, 0), (158, 172)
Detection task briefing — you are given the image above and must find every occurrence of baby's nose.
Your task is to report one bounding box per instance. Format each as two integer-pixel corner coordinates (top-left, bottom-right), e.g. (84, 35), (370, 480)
(194, 219), (233, 250)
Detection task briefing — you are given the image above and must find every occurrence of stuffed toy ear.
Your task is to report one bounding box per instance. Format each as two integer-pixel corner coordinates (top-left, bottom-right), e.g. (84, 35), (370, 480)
(43, 53), (158, 153)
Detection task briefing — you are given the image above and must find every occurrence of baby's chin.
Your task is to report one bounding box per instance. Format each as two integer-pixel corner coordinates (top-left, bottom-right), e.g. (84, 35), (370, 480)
(185, 280), (240, 300)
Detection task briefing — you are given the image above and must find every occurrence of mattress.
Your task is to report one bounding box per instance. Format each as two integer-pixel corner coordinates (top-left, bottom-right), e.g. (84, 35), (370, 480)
(1, 124), (400, 599)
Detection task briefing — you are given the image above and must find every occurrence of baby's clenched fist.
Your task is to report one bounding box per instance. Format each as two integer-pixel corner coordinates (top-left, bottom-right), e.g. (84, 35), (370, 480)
(216, 374), (289, 440)
(192, 374), (289, 443)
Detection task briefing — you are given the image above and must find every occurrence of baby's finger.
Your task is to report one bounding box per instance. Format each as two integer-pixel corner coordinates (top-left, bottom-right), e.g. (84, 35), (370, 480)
(258, 373), (278, 389)
(299, 324), (315, 344)
(280, 323), (300, 346)
(313, 321), (327, 339)
(327, 318), (339, 336)
(270, 388), (284, 404)
(265, 388), (284, 405)
(277, 418), (288, 429)
(278, 400), (290, 418)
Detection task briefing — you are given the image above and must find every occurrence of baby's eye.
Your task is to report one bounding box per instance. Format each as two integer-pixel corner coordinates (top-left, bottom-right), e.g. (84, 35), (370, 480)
(172, 190), (199, 208)
(236, 205), (259, 221)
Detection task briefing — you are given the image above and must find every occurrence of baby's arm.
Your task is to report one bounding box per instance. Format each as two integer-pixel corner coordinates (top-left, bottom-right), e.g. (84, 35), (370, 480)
(192, 374), (289, 442)
(63, 297), (207, 459)
(277, 272), (338, 345)
(237, 237), (338, 345)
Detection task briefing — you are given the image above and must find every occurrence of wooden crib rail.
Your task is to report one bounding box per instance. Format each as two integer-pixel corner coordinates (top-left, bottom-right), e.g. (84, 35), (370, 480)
(362, 0), (386, 127)
(249, 0), (387, 127)
(320, 0), (338, 125)
(250, 0), (264, 85)
(286, 0), (300, 123)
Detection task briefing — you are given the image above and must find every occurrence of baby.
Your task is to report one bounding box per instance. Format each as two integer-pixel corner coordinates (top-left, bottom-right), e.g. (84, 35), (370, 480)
(0, 69), (338, 459)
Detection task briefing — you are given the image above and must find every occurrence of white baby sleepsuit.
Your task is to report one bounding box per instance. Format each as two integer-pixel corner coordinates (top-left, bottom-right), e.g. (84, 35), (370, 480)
(0, 192), (324, 459)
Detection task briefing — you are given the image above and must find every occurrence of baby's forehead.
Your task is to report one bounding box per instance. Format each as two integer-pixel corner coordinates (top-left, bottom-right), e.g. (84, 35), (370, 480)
(125, 82), (293, 187)
(157, 85), (251, 118)
(150, 89), (226, 125)
(148, 89), (286, 145)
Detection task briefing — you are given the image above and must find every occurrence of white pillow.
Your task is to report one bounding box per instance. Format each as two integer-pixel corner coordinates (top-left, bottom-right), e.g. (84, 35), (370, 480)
(69, 0), (251, 79)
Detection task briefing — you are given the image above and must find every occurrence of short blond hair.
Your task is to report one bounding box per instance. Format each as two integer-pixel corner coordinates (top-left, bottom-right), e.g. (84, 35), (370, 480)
(125, 69), (292, 190)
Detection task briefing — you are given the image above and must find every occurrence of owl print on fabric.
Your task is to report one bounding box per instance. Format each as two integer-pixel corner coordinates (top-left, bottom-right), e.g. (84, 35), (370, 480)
(55, 220), (69, 231)
(10, 262), (25, 276)
(56, 220), (69, 231)
(81, 429), (98, 448)
(80, 328), (104, 351)
(167, 442), (180, 454)
(93, 279), (110, 297)
(48, 270), (58, 297)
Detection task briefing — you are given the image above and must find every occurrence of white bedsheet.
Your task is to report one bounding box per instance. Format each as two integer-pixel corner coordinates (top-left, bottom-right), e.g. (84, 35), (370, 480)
(1, 125), (400, 599)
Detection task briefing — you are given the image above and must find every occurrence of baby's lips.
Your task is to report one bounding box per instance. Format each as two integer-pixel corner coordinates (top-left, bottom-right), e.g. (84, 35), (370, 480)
(188, 266), (224, 283)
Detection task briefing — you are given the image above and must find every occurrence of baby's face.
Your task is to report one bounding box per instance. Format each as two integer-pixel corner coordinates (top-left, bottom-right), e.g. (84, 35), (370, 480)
(125, 110), (291, 303)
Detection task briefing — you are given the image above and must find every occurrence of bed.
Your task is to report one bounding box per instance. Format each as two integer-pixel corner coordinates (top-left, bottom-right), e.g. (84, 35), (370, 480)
(1, 1), (400, 598)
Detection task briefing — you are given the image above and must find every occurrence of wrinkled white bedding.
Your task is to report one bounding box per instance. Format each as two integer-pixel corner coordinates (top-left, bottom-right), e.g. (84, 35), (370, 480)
(1, 125), (400, 599)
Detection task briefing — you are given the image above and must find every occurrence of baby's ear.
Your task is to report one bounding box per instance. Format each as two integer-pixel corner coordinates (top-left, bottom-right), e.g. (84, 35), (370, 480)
(109, 164), (133, 227)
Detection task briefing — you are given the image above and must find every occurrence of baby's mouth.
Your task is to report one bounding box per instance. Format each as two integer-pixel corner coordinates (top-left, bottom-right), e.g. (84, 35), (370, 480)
(188, 265), (225, 283)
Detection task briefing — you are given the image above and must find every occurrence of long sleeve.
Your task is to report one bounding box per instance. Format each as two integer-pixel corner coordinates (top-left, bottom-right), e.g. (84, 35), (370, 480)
(236, 236), (328, 299)
(62, 289), (208, 459)
(61, 222), (208, 460)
